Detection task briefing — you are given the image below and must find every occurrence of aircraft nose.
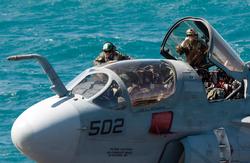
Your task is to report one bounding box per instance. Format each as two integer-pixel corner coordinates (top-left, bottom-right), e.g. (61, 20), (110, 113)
(11, 117), (34, 155)
(11, 96), (81, 163)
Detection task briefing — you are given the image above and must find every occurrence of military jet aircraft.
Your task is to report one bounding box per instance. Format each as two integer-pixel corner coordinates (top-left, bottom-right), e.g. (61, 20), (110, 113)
(9, 17), (250, 163)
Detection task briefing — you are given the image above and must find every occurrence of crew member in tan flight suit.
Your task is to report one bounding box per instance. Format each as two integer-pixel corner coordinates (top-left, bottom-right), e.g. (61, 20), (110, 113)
(176, 28), (208, 69)
(94, 42), (131, 66)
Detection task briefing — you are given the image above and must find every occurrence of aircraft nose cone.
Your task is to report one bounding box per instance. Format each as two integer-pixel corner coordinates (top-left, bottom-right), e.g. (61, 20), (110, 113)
(11, 117), (34, 155)
(11, 96), (81, 163)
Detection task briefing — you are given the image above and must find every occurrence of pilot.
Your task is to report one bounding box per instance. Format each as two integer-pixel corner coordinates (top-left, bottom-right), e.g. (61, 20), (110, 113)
(136, 66), (154, 89)
(176, 28), (208, 69)
(93, 42), (131, 65)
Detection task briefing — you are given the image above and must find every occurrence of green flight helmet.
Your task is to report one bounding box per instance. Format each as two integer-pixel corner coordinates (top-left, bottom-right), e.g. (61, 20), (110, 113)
(102, 42), (115, 52)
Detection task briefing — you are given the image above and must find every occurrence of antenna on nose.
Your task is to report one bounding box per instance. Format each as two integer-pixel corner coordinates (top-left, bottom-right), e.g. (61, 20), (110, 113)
(7, 54), (69, 97)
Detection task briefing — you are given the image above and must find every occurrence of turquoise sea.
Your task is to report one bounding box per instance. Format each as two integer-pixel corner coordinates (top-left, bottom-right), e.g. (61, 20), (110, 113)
(1, 0), (250, 162)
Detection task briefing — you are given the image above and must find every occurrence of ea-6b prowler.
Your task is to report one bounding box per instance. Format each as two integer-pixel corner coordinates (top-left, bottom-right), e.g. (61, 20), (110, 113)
(9, 17), (250, 163)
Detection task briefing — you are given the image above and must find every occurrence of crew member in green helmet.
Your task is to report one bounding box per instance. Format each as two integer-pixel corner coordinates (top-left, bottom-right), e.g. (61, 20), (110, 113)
(176, 28), (208, 69)
(94, 42), (131, 66)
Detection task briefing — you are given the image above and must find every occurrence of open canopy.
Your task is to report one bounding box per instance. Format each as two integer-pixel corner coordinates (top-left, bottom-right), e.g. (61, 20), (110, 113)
(160, 17), (245, 80)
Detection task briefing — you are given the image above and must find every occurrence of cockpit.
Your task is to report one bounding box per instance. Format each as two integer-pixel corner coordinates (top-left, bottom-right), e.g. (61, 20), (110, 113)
(106, 60), (175, 107)
(68, 60), (176, 109)
(161, 17), (245, 75)
(161, 17), (246, 101)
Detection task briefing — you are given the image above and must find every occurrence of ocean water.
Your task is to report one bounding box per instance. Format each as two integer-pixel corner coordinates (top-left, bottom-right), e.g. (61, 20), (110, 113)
(1, 0), (250, 162)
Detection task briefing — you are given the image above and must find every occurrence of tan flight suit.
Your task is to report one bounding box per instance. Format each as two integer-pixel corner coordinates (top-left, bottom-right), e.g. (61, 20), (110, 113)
(94, 51), (129, 66)
(176, 37), (208, 68)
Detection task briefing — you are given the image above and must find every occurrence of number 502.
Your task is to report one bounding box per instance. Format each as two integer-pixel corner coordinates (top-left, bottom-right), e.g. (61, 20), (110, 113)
(89, 118), (124, 136)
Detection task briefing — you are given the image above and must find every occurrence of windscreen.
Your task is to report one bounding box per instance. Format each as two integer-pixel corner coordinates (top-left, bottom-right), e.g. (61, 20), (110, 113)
(72, 73), (108, 98)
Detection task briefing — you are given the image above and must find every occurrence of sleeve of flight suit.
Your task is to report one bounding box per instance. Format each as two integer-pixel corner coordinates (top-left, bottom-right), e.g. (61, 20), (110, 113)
(115, 51), (131, 60)
(93, 52), (105, 65)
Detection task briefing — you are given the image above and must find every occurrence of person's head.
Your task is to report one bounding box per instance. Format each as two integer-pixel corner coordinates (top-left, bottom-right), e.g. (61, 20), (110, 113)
(102, 42), (115, 56)
(186, 28), (198, 42)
